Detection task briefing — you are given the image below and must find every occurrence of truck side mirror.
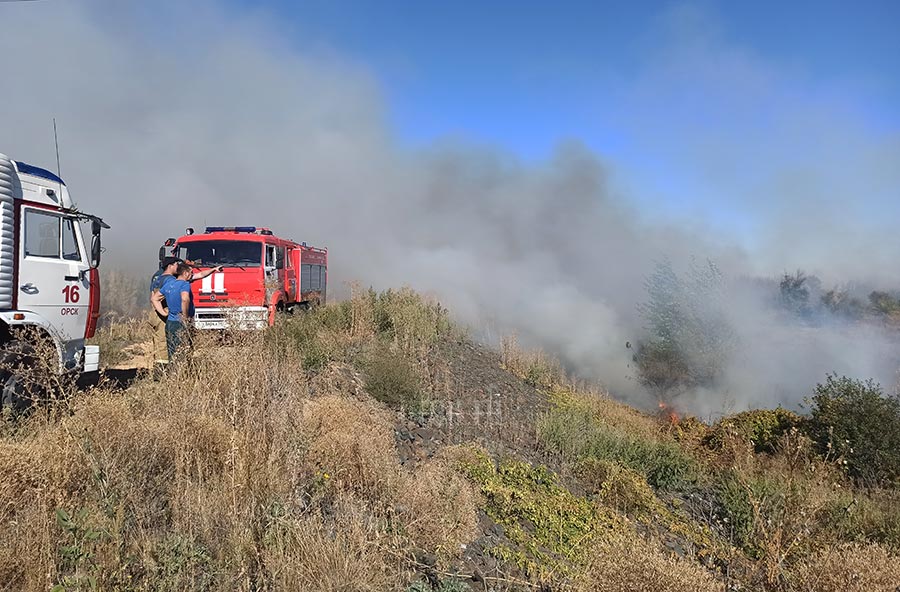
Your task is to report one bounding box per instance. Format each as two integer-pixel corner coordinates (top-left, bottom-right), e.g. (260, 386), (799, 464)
(90, 220), (102, 269)
(91, 233), (101, 269)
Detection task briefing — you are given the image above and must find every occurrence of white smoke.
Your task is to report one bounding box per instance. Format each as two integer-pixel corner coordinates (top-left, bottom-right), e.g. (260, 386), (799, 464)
(2, 0), (898, 415)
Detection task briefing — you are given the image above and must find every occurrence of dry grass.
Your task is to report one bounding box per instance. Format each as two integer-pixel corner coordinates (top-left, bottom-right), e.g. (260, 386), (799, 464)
(0, 287), (476, 591)
(500, 334), (565, 389)
(299, 394), (401, 500)
(98, 268), (146, 320)
(790, 542), (900, 592)
(4, 284), (900, 591)
(539, 389), (698, 491)
(548, 387), (667, 443)
(87, 315), (154, 368)
(397, 459), (479, 561)
(0, 327), (410, 590)
(574, 532), (725, 592)
(263, 497), (408, 592)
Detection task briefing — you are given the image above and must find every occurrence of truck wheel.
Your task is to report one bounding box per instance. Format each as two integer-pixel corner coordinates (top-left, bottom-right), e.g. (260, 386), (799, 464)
(0, 342), (38, 412)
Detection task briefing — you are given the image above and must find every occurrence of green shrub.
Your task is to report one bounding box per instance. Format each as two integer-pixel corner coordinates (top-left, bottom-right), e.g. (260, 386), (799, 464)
(498, 337), (563, 389)
(406, 579), (470, 592)
(371, 288), (453, 349)
(822, 493), (900, 549)
(363, 345), (425, 412)
(575, 458), (659, 516)
(265, 300), (358, 371)
(454, 447), (623, 581)
(148, 535), (215, 592)
(538, 405), (698, 491)
(707, 408), (803, 453)
(715, 471), (785, 552)
(868, 291), (900, 317)
(715, 473), (760, 549)
(313, 299), (354, 332)
(54, 507), (106, 591)
(805, 374), (900, 485)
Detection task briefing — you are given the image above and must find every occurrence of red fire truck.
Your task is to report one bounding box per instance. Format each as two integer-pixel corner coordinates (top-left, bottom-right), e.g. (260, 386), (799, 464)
(161, 226), (327, 330)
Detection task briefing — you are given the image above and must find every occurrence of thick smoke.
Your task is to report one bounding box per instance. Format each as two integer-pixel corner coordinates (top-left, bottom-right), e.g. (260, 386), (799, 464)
(2, 1), (898, 416)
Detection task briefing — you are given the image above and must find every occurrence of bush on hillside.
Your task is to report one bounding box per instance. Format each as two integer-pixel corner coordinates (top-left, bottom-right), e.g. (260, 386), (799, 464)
(821, 492), (900, 549)
(265, 300), (352, 370)
(707, 408), (803, 454)
(452, 446), (623, 582)
(538, 403), (698, 491)
(574, 531), (723, 592)
(369, 287), (454, 350)
(805, 374), (900, 485)
(868, 290), (900, 318)
(397, 459), (478, 562)
(575, 458), (658, 516)
(363, 345), (426, 413)
(820, 288), (865, 320)
(500, 335), (565, 389)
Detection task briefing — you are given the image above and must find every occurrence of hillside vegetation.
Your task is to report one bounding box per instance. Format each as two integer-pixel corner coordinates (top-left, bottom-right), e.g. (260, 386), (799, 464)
(2, 288), (899, 591)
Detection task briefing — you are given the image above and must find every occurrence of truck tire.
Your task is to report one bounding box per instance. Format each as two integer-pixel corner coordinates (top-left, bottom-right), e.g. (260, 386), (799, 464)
(0, 341), (38, 412)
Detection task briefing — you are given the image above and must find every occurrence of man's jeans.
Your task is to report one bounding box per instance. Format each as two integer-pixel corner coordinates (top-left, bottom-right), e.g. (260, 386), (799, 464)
(165, 320), (189, 361)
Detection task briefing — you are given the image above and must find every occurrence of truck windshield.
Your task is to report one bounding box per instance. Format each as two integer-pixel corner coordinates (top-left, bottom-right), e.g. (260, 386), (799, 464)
(178, 240), (262, 267)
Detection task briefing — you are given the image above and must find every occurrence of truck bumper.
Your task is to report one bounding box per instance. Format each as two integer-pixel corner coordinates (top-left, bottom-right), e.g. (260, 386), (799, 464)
(194, 306), (269, 330)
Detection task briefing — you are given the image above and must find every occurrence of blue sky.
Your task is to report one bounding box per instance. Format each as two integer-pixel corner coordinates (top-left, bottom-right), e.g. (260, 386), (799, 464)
(216, 0), (900, 250)
(225, 0), (900, 152)
(8, 0), (895, 265)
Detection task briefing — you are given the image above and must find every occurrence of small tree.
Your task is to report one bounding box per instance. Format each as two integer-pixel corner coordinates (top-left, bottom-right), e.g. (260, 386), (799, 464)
(805, 374), (900, 485)
(779, 270), (824, 320)
(635, 259), (735, 397)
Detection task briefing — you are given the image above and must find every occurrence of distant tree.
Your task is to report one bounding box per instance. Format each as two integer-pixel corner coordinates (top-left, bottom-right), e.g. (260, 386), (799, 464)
(780, 270), (809, 304)
(821, 288), (865, 320)
(779, 269), (822, 320)
(635, 259), (735, 397)
(867, 291), (900, 317)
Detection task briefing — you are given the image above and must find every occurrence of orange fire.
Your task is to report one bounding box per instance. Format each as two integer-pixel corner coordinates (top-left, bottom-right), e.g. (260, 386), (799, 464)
(658, 401), (680, 424)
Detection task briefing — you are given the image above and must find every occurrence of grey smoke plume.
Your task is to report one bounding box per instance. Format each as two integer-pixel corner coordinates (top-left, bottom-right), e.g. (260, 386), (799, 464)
(2, 0), (898, 415)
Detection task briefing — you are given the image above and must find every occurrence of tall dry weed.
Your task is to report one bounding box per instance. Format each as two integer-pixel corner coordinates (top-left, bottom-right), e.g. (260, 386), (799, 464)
(790, 542), (900, 592)
(500, 334), (565, 389)
(299, 394), (401, 500)
(396, 459), (478, 561)
(263, 500), (407, 592)
(575, 532), (724, 592)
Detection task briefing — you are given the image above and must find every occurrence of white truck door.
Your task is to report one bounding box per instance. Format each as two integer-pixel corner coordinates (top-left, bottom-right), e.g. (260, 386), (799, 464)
(18, 208), (89, 340)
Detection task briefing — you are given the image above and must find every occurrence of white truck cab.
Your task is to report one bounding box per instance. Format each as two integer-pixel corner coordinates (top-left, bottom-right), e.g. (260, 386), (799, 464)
(0, 153), (107, 408)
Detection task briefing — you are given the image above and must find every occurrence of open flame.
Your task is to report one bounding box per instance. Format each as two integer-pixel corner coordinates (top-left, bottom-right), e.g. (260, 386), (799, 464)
(658, 401), (680, 424)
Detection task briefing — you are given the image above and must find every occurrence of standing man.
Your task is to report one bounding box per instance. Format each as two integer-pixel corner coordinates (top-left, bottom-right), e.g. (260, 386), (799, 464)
(149, 257), (182, 369)
(157, 263), (195, 361)
(149, 257), (221, 368)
